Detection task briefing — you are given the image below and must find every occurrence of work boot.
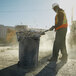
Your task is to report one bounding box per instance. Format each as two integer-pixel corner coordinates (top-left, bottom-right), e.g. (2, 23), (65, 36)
(59, 56), (68, 62)
(48, 57), (57, 62)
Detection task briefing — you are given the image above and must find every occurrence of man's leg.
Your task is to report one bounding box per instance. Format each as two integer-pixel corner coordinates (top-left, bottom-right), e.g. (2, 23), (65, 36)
(60, 28), (68, 61)
(49, 30), (60, 62)
(50, 40), (60, 62)
(60, 41), (68, 61)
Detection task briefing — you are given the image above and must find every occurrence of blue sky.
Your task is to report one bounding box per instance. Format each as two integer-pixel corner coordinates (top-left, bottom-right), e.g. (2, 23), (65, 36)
(1, 0), (74, 29)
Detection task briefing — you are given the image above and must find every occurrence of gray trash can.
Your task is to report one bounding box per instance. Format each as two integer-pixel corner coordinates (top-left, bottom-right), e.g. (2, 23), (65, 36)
(16, 32), (40, 69)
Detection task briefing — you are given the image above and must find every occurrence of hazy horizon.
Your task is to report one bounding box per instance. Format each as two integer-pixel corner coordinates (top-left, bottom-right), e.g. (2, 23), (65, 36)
(0, 0), (76, 30)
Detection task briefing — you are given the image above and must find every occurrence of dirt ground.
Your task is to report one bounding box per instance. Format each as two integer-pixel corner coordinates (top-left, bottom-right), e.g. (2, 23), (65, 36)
(0, 45), (76, 76)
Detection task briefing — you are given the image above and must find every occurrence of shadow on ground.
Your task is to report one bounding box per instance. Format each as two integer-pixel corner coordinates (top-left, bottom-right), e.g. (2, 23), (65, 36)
(0, 55), (67, 76)
(35, 60), (67, 76)
(0, 54), (51, 76)
(0, 64), (28, 76)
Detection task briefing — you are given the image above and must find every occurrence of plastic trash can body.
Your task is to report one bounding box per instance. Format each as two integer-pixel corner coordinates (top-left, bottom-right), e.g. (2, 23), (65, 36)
(19, 37), (40, 69)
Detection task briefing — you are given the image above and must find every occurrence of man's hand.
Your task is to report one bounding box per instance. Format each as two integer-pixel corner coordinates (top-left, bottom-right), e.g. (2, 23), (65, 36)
(41, 32), (45, 35)
(49, 26), (55, 31)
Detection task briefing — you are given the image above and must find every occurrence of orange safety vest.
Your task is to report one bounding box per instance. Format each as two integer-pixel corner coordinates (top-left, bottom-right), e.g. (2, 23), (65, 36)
(55, 11), (68, 31)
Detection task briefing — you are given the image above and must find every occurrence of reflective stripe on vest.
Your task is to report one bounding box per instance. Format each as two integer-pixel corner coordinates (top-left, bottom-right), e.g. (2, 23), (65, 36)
(55, 11), (68, 30)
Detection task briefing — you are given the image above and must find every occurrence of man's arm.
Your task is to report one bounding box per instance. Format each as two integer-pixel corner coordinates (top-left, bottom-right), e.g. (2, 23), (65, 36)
(49, 11), (64, 31)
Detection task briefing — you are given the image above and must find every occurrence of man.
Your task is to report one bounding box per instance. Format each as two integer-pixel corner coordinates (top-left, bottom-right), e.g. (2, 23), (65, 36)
(49, 3), (68, 62)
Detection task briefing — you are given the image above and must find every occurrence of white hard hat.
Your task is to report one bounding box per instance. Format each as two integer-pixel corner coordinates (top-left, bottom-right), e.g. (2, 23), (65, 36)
(52, 3), (59, 9)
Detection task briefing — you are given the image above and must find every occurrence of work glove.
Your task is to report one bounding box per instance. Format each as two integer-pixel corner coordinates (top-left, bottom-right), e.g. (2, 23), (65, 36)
(49, 26), (55, 31)
(41, 32), (45, 35)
